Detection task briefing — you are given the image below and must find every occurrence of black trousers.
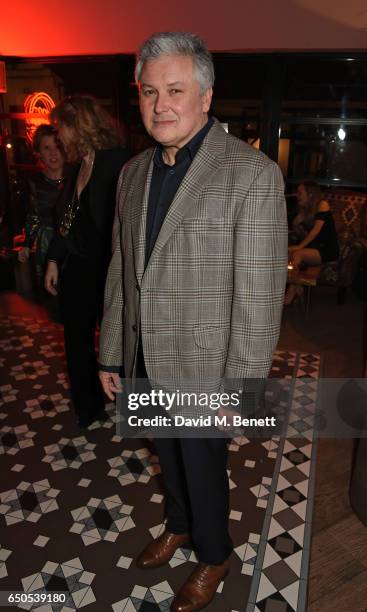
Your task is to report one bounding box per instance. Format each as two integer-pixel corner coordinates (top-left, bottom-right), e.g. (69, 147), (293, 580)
(136, 347), (233, 565)
(60, 254), (106, 420)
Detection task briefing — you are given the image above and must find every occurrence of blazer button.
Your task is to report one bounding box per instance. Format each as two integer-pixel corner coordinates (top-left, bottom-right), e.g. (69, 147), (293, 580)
(132, 324), (137, 332)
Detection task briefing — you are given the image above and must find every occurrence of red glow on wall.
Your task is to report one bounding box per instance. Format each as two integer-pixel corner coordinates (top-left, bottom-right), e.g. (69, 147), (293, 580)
(23, 92), (55, 143)
(1, 0), (367, 56)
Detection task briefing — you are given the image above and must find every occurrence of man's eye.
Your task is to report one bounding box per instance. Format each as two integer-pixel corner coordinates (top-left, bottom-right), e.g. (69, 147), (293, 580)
(170, 89), (181, 94)
(143, 89), (155, 96)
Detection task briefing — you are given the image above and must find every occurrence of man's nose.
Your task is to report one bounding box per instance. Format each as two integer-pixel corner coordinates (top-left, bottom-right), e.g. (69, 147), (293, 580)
(154, 92), (169, 114)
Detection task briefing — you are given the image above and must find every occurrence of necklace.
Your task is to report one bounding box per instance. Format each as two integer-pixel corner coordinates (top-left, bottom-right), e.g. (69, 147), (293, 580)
(43, 174), (64, 185)
(59, 188), (80, 237)
(59, 152), (95, 237)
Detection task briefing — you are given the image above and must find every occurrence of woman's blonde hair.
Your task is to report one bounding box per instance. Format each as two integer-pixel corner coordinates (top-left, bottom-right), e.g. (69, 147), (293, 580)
(50, 95), (121, 162)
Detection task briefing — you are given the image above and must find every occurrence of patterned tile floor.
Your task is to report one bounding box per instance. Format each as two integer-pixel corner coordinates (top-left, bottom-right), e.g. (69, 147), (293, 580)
(0, 308), (320, 611)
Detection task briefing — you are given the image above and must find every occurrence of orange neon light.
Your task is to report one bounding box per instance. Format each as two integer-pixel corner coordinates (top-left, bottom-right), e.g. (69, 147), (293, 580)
(23, 92), (55, 143)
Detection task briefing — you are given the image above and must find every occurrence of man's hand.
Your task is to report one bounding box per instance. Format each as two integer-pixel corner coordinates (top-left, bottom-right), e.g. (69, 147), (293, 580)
(45, 261), (59, 295)
(99, 371), (122, 401)
(288, 245), (302, 254)
(18, 247), (30, 263)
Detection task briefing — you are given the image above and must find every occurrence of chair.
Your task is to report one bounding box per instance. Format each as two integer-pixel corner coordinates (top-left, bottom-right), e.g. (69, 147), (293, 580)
(318, 189), (367, 304)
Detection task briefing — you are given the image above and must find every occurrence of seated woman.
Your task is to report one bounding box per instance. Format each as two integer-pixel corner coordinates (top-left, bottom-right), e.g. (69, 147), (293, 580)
(285, 181), (339, 305)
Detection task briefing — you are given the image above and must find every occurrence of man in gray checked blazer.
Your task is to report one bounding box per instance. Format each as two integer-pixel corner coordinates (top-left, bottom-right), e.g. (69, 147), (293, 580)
(99, 32), (287, 612)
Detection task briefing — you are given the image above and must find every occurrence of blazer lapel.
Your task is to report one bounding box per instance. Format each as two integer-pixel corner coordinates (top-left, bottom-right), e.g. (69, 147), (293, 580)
(131, 149), (154, 286)
(144, 121), (227, 273)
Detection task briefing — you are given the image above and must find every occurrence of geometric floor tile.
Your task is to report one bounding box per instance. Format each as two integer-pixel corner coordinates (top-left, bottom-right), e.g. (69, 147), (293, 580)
(263, 560), (298, 591)
(283, 450), (309, 467)
(257, 590), (295, 611)
(0, 334), (34, 353)
(0, 308), (318, 612)
(20, 557), (95, 610)
(0, 424), (36, 455)
(228, 436), (250, 452)
(261, 437), (281, 459)
(149, 522), (167, 540)
(116, 555), (133, 569)
(0, 383), (19, 406)
(267, 533), (302, 560)
(107, 448), (161, 486)
(24, 394), (70, 420)
(33, 535), (50, 548)
(230, 510), (243, 521)
(272, 507), (305, 532)
(56, 372), (69, 390)
(0, 545), (12, 578)
(250, 476), (273, 508)
(85, 404), (117, 432)
(234, 532), (261, 576)
(11, 463), (25, 472)
(227, 469), (238, 490)
(277, 486), (306, 508)
(77, 479), (91, 488)
(39, 341), (64, 358)
(70, 495), (135, 545)
(9, 360), (50, 381)
(0, 479), (59, 525)
(168, 546), (198, 568)
(248, 350), (320, 612)
(150, 493), (164, 503)
(42, 437), (96, 471)
(112, 581), (174, 611)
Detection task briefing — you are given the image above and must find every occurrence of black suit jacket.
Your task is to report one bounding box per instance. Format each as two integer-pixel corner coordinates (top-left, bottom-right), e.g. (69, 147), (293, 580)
(48, 147), (128, 263)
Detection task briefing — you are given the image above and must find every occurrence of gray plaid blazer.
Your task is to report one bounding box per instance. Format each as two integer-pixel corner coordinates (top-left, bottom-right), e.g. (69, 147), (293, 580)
(100, 121), (288, 389)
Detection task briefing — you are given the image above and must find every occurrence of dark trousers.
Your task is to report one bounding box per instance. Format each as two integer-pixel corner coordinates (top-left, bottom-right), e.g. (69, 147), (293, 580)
(136, 347), (233, 565)
(60, 255), (105, 420)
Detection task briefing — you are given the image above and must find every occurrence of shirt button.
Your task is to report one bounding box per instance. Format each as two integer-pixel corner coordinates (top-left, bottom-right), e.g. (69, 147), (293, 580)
(169, 169), (175, 175)
(132, 324), (137, 332)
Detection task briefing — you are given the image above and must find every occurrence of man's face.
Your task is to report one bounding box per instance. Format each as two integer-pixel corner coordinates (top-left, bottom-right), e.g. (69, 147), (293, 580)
(139, 55), (212, 150)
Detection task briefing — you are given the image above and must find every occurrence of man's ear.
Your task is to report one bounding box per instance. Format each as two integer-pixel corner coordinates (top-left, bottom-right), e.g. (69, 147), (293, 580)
(202, 87), (213, 113)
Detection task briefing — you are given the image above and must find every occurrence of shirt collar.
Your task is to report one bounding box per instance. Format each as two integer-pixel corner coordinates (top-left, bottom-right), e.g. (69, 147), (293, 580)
(154, 115), (214, 168)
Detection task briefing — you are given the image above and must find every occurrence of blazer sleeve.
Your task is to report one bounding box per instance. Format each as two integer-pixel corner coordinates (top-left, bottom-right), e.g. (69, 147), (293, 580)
(224, 161), (288, 382)
(99, 167), (126, 370)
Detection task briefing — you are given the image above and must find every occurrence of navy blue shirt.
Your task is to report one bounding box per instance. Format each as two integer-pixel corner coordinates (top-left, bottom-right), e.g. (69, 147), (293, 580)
(145, 116), (214, 267)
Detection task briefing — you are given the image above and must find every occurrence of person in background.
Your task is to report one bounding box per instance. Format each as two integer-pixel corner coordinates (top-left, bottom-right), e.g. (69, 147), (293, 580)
(18, 124), (66, 282)
(285, 181), (339, 305)
(44, 95), (128, 428)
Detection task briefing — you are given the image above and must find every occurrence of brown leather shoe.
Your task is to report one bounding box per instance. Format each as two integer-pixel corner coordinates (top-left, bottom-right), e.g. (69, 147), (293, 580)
(136, 531), (189, 569)
(171, 558), (230, 611)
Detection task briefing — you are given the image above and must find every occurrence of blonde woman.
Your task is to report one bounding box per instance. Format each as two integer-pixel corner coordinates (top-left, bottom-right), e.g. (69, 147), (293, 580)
(45, 95), (128, 427)
(285, 181), (339, 305)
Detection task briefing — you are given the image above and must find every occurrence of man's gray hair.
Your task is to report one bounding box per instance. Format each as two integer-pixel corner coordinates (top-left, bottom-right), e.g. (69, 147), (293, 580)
(135, 32), (215, 93)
